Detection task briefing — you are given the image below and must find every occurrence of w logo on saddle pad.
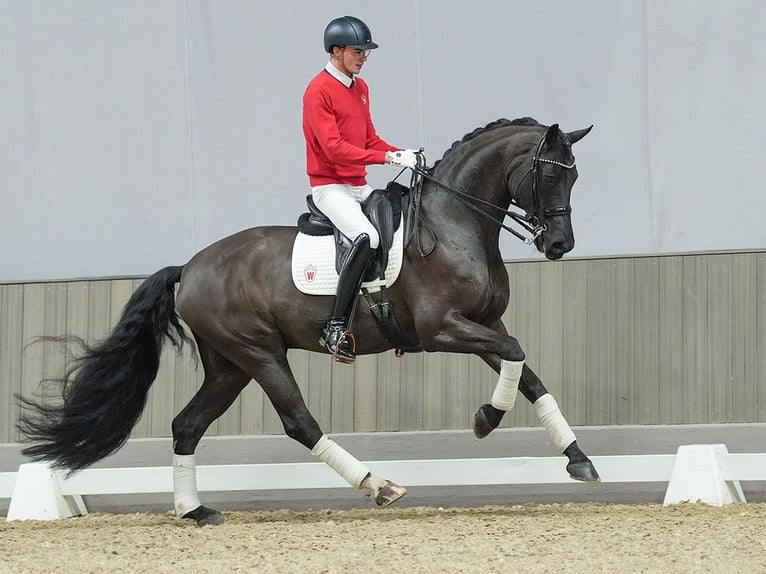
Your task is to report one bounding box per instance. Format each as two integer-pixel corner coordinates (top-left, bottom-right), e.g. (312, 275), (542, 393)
(303, 264), (317, 283)
(291, 224), (404, 295)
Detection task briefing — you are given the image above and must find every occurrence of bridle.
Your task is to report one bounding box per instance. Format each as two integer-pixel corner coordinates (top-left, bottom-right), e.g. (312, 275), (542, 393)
(406, 130), (576, 247)
(514, 132), (576, 241)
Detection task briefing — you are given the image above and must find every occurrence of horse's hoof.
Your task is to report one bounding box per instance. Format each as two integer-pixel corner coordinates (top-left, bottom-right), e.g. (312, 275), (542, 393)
(472, 403), (503, 439)
(566, 459), (601, 482)
(375, 481), (407, 507)
(182, 505), (225, 526)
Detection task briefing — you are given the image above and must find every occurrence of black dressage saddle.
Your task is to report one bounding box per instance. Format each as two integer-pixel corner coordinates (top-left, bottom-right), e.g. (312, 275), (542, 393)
(297, 181), (407, 282)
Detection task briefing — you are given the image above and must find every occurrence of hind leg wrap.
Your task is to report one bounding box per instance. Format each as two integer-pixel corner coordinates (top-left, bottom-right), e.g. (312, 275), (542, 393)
(490, 359), (524, 411)
(534, 394), (577, 454)
(173, 454), (202, 516)
(311, 435), (370, 489)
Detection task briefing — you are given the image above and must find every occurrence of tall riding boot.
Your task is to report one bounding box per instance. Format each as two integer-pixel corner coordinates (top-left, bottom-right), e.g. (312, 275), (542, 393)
(320, 233), (376, 363)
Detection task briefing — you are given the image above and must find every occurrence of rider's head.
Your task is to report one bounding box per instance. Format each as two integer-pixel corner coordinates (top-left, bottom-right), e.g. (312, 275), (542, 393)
(324, 16), (378, 53)
(324, 16), (378, 76)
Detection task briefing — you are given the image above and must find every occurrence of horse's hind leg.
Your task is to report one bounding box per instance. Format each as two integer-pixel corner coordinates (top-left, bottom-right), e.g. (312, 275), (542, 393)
(248, 347), (406, 507)
(171, 337), (251, 526)
(474, 353), (599, 482)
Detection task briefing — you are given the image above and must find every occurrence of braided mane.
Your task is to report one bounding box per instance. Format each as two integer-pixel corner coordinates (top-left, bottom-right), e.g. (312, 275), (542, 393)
(428, 117), (542, 174)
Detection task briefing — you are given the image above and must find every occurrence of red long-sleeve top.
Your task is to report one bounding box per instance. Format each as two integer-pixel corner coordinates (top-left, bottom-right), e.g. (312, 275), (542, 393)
(303, 68), (398, 187)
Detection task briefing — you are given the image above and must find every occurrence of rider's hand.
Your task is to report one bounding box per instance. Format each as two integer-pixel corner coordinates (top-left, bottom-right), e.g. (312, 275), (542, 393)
(386, 149), (419, 170)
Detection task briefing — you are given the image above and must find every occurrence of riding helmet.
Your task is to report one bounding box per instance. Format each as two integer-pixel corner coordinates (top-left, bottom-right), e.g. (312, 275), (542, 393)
(323, 16), (379, 53)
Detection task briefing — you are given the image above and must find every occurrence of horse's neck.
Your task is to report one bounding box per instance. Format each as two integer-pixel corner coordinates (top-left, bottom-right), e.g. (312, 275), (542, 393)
(434, 136), (519, 206)
(418, 130), (538, 255)
(419, 170), (507, 255)
(426, 147), (510, 218)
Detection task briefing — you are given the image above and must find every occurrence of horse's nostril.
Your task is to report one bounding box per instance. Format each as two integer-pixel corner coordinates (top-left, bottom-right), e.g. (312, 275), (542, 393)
(548, 238), (574, 255)
(544, 240), (572, 261)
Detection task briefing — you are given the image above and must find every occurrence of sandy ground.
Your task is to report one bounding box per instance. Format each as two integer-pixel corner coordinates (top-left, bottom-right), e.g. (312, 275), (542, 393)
(2, 503), (766, 573)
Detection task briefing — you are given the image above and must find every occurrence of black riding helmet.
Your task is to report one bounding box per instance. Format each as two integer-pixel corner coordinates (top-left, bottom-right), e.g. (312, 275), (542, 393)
(323, 16), (379, 53)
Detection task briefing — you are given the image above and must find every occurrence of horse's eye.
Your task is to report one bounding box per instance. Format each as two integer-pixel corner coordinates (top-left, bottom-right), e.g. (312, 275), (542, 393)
(543, 173), (557, 185)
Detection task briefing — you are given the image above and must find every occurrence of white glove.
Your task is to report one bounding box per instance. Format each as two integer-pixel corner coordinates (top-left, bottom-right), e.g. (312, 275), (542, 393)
(387, 149), (419, 170)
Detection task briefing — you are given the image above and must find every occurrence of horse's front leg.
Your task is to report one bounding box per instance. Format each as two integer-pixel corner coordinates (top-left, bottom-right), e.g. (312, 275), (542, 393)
(474, 352), (600, 482)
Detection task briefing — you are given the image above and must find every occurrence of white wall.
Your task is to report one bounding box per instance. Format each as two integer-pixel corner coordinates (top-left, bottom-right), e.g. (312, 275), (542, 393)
(1, 0), (764, 282)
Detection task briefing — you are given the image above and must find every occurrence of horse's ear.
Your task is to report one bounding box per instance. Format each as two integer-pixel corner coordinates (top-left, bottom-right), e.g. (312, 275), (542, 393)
(567, 125), (593, 145)
(544, 124), (560, 148)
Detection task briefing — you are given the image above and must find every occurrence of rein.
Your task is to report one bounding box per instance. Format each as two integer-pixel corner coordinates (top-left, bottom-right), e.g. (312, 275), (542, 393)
(409, 131), (576, 246)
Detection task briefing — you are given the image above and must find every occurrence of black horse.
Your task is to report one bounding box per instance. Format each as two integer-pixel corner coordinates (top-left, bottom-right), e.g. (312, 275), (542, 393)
(19, 117), (596, 526)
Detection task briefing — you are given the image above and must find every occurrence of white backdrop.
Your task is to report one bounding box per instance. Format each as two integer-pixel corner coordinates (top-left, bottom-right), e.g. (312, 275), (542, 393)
(1, 0), (765, 282)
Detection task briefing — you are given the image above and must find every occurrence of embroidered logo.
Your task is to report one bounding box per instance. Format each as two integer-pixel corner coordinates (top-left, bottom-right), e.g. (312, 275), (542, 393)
(361, 94), (367, 105)
(304, 265), (317, 282)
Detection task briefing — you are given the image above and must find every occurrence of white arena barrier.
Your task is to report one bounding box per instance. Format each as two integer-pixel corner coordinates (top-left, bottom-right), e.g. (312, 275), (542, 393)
(2, 444), (765, 521)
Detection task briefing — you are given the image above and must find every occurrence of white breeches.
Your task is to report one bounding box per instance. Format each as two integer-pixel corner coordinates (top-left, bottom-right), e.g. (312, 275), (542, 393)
(311, 183), (380, 248)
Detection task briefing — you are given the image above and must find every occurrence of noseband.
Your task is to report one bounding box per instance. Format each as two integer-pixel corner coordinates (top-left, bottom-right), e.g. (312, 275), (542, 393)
(410, 130), (576, 245)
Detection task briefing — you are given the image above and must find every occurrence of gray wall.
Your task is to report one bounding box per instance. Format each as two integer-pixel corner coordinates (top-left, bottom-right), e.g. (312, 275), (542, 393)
(3, 251), (765, 443)
(2, 1), (766, 282)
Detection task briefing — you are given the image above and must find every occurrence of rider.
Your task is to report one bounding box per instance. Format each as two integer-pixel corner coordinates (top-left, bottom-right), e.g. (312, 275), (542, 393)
(303, 15), (419, 363)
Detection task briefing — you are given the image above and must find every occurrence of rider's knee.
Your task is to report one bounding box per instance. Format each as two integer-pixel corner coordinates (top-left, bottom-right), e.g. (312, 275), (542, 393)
(362, 229), (379, 250)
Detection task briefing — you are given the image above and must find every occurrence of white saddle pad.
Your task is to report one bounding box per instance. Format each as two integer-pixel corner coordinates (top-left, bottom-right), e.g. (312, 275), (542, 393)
(291, 223), (404, 295)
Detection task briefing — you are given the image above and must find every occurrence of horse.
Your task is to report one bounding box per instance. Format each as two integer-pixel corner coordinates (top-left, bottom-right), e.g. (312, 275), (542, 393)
(18, 117), (597, 526)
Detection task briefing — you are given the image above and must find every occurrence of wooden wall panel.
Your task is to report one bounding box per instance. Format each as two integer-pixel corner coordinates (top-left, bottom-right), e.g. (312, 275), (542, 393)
(560, 260), (588, 426)
(681, 256), (709, 423)
(730, 254), (758, 422)
(634, 258), (660, 424)
(0, 286), (24, 442)
(758, 254), (766, 421)
(657, 257), (684, 423)
(353, 355), (378, 432)
(2, 250), (765, 443)
(585, 260), (612, 425)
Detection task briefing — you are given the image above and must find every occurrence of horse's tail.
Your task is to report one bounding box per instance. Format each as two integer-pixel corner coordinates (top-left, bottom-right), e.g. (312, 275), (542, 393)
(18, 265), (192, 472)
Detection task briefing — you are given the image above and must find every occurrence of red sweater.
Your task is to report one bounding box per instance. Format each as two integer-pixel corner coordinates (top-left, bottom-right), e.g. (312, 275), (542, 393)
(303, 69), (398, 187)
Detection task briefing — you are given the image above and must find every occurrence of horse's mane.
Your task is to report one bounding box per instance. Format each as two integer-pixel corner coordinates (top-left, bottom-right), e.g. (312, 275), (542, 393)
(428, 117), (542, 174)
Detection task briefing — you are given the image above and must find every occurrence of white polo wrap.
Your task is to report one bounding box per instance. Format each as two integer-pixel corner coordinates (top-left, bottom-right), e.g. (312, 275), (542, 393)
(311, 435), (370, 489)
(173, 453), (202, 516)
(490, 359), (524, 411)
(534, 393), (577, 454)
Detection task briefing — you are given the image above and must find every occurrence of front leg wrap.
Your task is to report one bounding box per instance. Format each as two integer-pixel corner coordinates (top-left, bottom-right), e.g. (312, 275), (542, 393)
(534, 394), (577, 454)
(311, 435), (370, 488)
(490, 359), (524, 411)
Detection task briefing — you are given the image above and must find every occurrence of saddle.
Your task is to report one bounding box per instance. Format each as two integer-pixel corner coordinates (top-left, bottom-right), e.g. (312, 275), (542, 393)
(297, 181), (407, 282)
(296, 181), (421, 355)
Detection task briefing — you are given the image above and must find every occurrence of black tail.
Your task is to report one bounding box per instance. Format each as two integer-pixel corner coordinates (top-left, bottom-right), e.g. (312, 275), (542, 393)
(17, 265), (191, 472)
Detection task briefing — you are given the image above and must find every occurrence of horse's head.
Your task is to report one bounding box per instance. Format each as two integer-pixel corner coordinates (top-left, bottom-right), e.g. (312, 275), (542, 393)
(510, 124), (592, 260)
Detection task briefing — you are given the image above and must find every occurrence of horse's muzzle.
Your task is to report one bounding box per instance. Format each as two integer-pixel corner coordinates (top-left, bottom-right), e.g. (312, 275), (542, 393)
(537, 234), (574, 261)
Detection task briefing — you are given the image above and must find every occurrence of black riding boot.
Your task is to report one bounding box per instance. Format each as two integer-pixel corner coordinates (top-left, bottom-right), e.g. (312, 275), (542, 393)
(320, 233), (376, 363)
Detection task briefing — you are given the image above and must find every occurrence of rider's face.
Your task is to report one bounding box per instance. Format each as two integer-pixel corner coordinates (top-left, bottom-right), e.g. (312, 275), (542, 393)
(334, 46), (369, 76)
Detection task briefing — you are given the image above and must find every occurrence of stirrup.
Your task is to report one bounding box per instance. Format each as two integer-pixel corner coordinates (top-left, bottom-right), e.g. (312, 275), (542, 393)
(320, 320), (357, 364)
